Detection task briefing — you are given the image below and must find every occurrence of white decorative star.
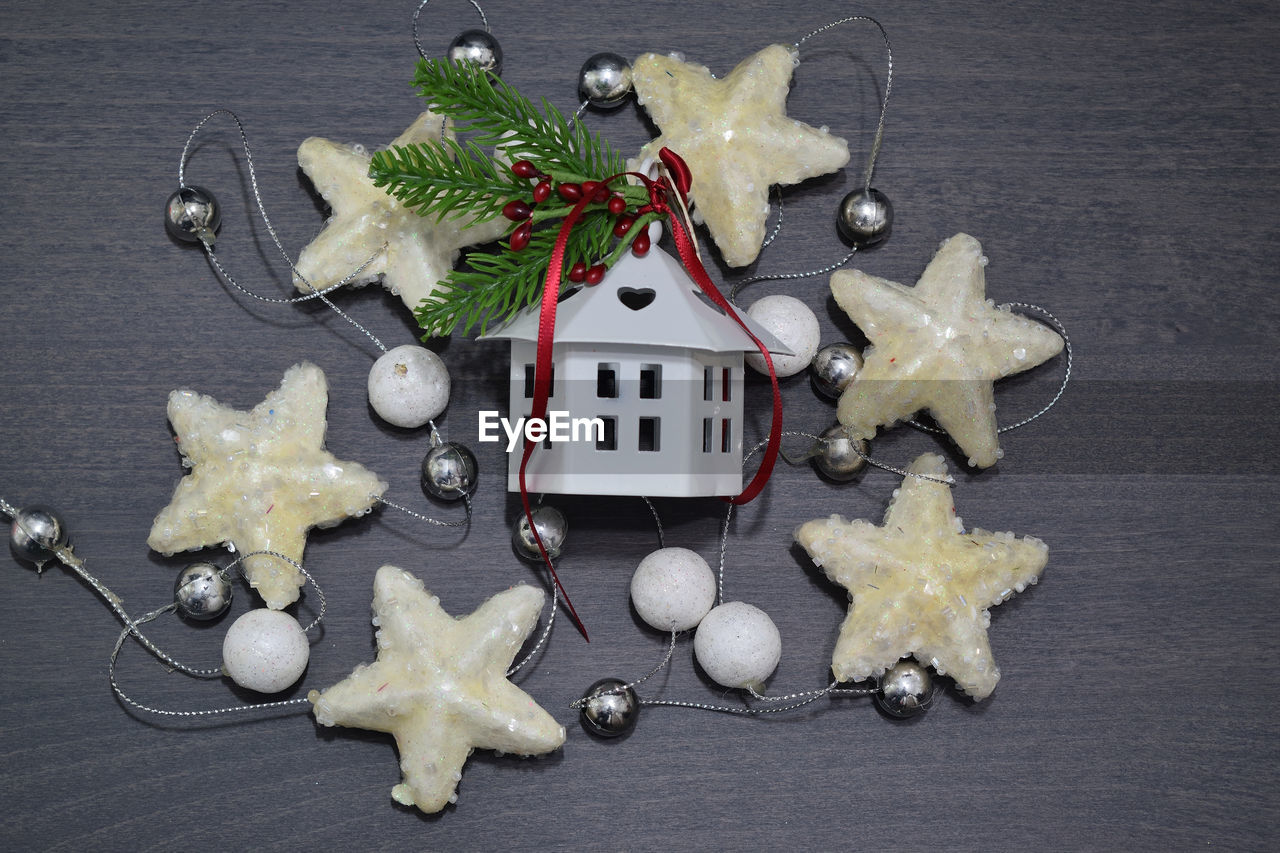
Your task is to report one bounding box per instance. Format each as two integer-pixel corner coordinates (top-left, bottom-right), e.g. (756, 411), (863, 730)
(293, 111), (508, 315)
(631, 45), (850, 267)
(147, 363), (387, 609)
(309, 566), (565, 813)
(831, 233), (1064, 468)
(794, 453), (1048, 700)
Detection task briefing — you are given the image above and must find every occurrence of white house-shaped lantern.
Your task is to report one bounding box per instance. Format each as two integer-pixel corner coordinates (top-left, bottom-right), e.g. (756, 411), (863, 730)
(482, 223), (790, 498)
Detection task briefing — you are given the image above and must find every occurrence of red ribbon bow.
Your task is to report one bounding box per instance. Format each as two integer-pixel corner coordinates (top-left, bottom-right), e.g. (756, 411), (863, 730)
(519, 148), (783, 640)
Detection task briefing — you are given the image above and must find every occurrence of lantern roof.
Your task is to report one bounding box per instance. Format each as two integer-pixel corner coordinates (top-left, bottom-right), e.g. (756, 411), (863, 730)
(482, 224), (792, 356)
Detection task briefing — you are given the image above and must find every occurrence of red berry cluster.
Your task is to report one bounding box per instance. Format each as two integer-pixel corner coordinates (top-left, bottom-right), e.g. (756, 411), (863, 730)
(504, 159), (650, 286)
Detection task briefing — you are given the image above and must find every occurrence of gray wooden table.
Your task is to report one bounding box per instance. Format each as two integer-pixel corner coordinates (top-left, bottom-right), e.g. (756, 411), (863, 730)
(1, 1), (1276, 849)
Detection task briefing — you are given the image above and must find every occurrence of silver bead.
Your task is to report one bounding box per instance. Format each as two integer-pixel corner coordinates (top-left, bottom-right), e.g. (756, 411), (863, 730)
(164, 185), (221, 244)
(448, 29), (503, 76)
(813, 423), (868, 482)
(420, 442), (478, 501)
(875, 659), (934, 718)
(810, 342), (864, 399)
(512, 505), (567, 562)
(579, 678), (640, 737)
(836, 187), (893, 248)
(174, 561), (233, 621)
(578, 52), (633, 109)
(9, 506), (67, 569)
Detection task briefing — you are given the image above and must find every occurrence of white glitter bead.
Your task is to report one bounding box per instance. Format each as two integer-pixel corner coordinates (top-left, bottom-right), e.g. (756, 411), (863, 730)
(222, 609), (310, 693)
(629, 547), (717, 631)
(693, 601), (781, 689)
(743, 295), (820, 377)
(367, 344), (450, 428)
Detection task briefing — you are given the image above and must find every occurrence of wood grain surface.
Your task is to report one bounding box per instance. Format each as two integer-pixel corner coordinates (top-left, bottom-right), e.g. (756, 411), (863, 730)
(1, 0), (1276, 849)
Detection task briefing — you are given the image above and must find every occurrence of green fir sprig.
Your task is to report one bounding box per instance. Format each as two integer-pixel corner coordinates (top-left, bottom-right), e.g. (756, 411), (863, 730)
(370, 138), (523, 226)
(367, 57), (653, 338)
(426, 214), (613, 337)
(407, 57), (624, 179)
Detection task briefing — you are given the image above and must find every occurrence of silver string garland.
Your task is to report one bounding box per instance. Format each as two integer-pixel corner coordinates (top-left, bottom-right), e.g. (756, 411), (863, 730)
(579, 678), (641, 737)
(173, 562), (234, 621)
(875, 660), (935, 718)
(578, 52), (633, 109)
(810, 343), (864, 400)
(812, 423), (868, 482)
(164, 185), (221, 244)
(836, 187), (894, 248)
(8, 504), (68, 569)
(448, 29), (503, 75)
(2, 498), (327, 716)
(421, 439), (480, 501)
(513, 505), (568, 562)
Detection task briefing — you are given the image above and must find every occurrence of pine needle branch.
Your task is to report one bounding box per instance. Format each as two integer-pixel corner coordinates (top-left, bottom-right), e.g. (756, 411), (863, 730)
(410, 58), (624, 179)
(416, 209), (617, 337)
(372, 57), (654, 337)
(370, 138), (520, 224)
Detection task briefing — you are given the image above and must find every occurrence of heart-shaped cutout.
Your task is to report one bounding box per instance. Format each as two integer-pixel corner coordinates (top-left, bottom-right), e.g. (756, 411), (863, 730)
(617, 287), (656, 311)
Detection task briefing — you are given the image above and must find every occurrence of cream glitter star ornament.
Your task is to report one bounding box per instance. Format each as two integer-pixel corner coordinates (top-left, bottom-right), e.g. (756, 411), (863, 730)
(293, 111), (508, 315)
(794, 453), (1048, 700)
(308, 566), (565, 813)
(631, 45), (850, 267)
(831, 233), (1064, 468)
(148, 363), (387, 610)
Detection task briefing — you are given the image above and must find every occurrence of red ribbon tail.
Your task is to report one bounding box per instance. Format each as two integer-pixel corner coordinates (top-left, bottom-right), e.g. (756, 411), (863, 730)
(518, 194), (598, 642)
(660, 192), (783, 505)
(516, 474), (588, 641)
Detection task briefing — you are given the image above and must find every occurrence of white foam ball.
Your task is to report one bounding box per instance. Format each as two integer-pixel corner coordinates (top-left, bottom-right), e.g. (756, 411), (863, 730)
(630, 547), (717, 631)
(693, 601), (781, 690)
(743, 295), (820, 377)
(222, 609), (310, 693)
(368, 344), (450, 428)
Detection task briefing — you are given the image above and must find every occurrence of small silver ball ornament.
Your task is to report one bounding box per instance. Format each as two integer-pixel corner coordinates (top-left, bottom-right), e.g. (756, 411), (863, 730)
(512, 505), (567, 562)
(420, 442), (478, 501)
(174, 561), (233, 621)
(579, 678), (640, 737)
(810, 342), (864, 399)
(875, 659), (935, 718)
(9, 506), (68, 568)
(448, 29), (503, 76)
(813, 424), (868, 482)
(836, 187), (893, 248)
(578, 52), (633, 109)
(164, 185), (221, 244)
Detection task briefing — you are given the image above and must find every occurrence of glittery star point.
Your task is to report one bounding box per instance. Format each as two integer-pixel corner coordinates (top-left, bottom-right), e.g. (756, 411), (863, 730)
(147, 362), (387, 609)
(309, 566), (565, 813)
(831, 233), (1064, 468)
(293, 111), (508, 315)
(795, 453), (1048, 700)
(632, 45), (850, 267)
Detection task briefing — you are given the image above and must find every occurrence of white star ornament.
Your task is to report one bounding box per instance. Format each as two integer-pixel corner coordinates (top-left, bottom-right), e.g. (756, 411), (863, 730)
(831, 233), (1064, 468)
(631, 45), (851, 267)
(309, 566), (566, 813)
(147, 362), (386, 610)
(795, 453), (1048, 700)
(293, 111), (508, 316)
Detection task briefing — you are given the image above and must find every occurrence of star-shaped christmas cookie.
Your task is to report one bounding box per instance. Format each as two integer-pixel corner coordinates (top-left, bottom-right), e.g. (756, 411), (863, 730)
(631, 45), (850, 267)
(293, 111), (508, 315)
(794, 453), (1047, 700)
(148, 362), (386, 609)
(831, 233), (1064, 468)
(309, 566), (565, 813)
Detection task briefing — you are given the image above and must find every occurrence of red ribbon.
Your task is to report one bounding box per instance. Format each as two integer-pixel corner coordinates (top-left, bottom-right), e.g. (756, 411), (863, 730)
(519, 147), (784, 641)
